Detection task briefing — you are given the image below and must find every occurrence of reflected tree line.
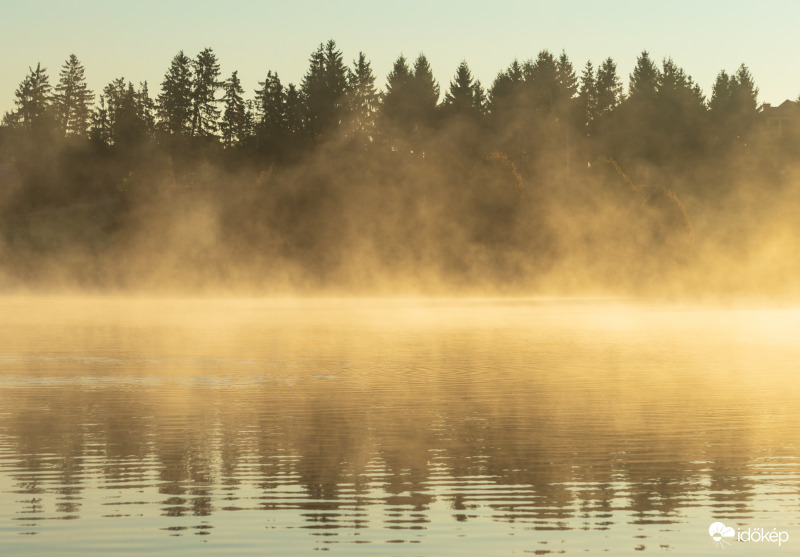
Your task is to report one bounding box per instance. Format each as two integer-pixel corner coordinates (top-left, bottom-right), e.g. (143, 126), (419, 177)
(2, 366), (796, 538)
(1, 42), (799, 292)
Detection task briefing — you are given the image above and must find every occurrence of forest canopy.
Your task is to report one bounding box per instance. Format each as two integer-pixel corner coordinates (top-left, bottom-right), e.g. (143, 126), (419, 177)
(1, 41), (799, 296)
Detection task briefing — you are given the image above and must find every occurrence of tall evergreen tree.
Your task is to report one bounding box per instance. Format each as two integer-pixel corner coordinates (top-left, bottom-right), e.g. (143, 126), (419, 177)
(709, 70), (733, 116)
(2, 63), (53, 132)
(595, 58), (623, 117)
(576, 60), (597, 131)
(381, 54), (414, 134)
(190, 47), (221, 137)
(54, 54), (94, 137)
(100, 78), (146, 147)
(555, 50), (578, 115)
(411, 54), (440, 128)
(301, 40), (348, 139)
(628, 51), (659, 102)
(284, 83), (304, 136)
(708, 64), (758, 145)
(136, 81), (156, 138)
(524, 50), (560, 113)
(255, 71), (287, 153)
(443, 61), (483, 118)
(220, 71), (247, 148)
(731, 64), (758, 125)
(488, 59), (524, 122)
(346, 52), (379, 141)
(157, 51), (193, 137)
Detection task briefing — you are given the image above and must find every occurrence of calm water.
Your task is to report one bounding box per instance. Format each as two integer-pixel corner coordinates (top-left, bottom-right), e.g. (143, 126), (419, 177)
(1, 297), (798, 555)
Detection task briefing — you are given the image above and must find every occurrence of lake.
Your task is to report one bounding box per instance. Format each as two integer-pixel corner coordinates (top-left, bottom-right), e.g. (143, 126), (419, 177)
(1, 297), (798, 555)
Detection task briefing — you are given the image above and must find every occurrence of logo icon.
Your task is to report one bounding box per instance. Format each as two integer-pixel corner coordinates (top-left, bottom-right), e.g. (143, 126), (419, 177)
(709, 521), (736, 548)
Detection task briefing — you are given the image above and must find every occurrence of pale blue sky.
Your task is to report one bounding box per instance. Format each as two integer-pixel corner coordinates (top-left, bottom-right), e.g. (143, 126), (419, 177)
(2, 0), (798, 115)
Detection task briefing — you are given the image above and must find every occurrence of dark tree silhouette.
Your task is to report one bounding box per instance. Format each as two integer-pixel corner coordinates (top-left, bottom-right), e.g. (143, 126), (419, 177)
(301, 40), (348, 139)
(3, 63), (53, 133)
(157, 51), (193, 137)
(190, 48), (221, 137)
(346, 52), (379, 144)
(628, 51), (659, 102)
(220, 71), (247, 148)
(576, 60), (596, 132)
(443, 61), (484, 119)
(411, 54), (440, 128)
(54, 54), (94, 137)
(595, 58), (623, 119)
(381, 54), (414, 137)
(96, 78), (149, 147)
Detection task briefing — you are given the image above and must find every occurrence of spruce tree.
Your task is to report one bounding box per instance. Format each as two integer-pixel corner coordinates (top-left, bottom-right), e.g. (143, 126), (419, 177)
(102, 78), (143, 147)
(488, 59), (524, 122)
(284, 84), (304, 136)
(443, 61), (482, 118)
(709, 64), (758, 145)
(255, 71), (287, 152)
(595, 58), (622, 117)
(54, 54), (94, 137)
(346, 52), (379, 141)
(190, 47), (221, 137)
(555, 51), (578, 106)
(2, 63), (53, 132)
(157, 51), (193, 137)
(411, 54), (440, 127)
(381, 55), (413, 134)
(731, 64), (758, 121)
(136, 81), (156, 139)
(576, 61), (597, 131)
(301, 40), (348, 139)
(628, 51), (659, 102)
(220, 71), (246, 148)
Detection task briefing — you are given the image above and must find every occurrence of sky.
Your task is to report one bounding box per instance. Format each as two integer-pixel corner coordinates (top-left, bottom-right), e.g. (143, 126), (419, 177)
(2, 0), (799, 116)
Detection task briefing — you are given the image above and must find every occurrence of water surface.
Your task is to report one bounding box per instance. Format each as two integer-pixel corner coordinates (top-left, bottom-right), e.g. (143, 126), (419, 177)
(1, 297), (798, 555)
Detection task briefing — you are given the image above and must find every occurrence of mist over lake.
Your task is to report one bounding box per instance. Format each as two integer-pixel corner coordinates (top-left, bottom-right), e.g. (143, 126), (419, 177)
(1, 298), (798, 555)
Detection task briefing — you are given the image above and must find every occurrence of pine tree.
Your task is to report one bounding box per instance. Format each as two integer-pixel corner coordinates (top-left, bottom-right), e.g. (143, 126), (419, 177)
(190, 47), (221, 137)
(2, 63), (53, 132)
(157, 51), (193, 136)
(54, 54), (94, 137)
(220, 71), (247, 148)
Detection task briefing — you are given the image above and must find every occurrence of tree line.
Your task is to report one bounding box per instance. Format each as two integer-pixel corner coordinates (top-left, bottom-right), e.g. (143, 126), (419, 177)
(1, 42), (778, 164)
(0, 41), (799, 294)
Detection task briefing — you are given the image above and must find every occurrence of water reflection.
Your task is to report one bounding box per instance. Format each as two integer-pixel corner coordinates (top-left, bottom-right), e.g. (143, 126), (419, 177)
(1, 298), (799, 555)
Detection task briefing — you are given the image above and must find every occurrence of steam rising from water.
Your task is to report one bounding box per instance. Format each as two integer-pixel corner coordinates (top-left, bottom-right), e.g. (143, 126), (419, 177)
(0, 111), (798, 300)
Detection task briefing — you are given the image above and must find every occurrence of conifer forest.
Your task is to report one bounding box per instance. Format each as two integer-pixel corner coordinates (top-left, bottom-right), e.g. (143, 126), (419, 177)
(1, 41), (799, 295)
